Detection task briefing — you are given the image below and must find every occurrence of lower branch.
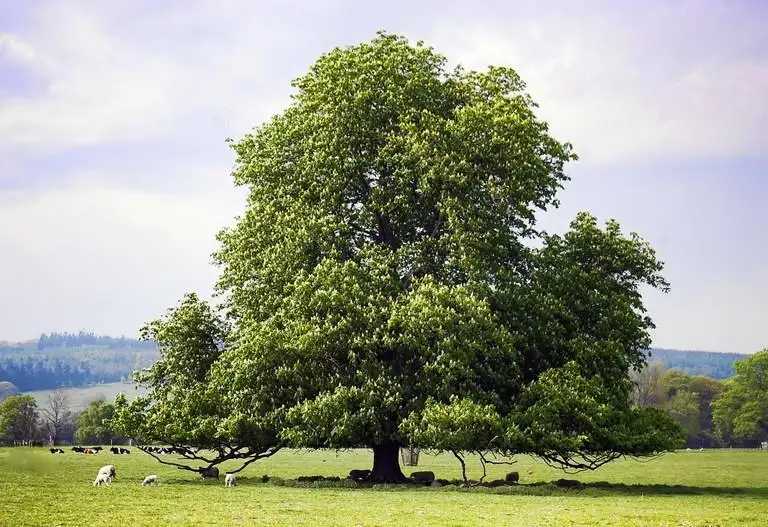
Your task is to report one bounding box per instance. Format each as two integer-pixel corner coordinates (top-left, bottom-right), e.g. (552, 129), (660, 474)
(138, 447), (200, 473)
(225, 446), (282, 474)
(451, 449), (468, 483)
(137, 442), (281, 474)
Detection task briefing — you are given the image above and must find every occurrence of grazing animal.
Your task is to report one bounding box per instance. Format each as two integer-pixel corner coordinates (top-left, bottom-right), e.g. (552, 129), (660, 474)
(72, 446), (85, 453)
(142, 475), (159, 486)
(98, 464), (117, 480)
(49, 448), (64, 454)
(348, 469), (371, 482)
(200, 466), (220, 479)
(225, 473), (236, 487)
(93, 473), (111, 486)
(505, 471), (520, 484)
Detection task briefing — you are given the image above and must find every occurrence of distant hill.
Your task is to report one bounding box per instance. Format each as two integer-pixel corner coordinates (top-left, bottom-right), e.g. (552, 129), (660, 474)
(0, 331), (159, 391)
(26, 381), (148, 411)
(646, 348), (749, 379)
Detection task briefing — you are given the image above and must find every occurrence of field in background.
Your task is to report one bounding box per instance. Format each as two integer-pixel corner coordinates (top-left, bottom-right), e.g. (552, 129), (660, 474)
(1, 448), (767, 526)
(26, 382), (147, 411)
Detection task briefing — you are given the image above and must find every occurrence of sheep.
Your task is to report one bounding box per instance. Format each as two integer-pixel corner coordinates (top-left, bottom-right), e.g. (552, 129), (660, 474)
(224, 473), (236, 487)
(200, 466), (220, 479)
(142, 475), (159, 486)
(505, 471), (520, 484)
(98, 464), (116, 480)
(93, 473), (111, 486)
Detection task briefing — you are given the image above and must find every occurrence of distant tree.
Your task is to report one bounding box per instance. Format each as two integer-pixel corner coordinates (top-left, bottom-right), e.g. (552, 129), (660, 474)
(208, 32), (682, 482)
(76, 400), (119, 445)
(631, 361), (667, 407)
(688, 375), (724, 444)
(662, 390), (700, 438)
(712, 349), (768, 444)
(111, 294), (281, 476)
(0, 395), (39, 443)
(635, 368), (725, 448)
(41, 388), (71, 445)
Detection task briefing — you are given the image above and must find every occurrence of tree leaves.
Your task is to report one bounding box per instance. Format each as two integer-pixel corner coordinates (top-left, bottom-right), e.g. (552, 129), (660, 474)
(712, 349), (768, 441)
(131, 32), (680, 475)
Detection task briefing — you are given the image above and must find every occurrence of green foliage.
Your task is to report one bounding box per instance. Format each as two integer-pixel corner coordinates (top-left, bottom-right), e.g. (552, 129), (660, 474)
(632, 363), (725, 447)
(512, 362), (683, 468)
(662, 390), (700, 438)
(0, 394), (38, 443)
(400, 396), (504, 452)
(712, 349), (768, 442)
(208, 31), (678, 477)
(75, 400), (119, 444)
(111, 293), (280, 473)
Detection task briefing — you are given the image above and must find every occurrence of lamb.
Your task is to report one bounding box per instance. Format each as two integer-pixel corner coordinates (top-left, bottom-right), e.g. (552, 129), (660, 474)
(93, 473), (111, 486)
(224, 473), (236, 487)
(142, 475), (159, 486)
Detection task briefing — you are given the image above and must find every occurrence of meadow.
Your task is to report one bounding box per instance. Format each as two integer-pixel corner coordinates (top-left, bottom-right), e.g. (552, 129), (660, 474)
(1, 447), (766, 526)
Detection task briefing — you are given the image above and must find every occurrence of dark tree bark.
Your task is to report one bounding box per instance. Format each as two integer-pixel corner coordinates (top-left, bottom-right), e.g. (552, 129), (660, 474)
(370, 441), (408, 483)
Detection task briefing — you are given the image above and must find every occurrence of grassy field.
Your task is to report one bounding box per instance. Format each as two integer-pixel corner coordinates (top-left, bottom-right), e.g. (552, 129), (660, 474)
(1, 447), (766, 526)
(26, 382), (147, 411)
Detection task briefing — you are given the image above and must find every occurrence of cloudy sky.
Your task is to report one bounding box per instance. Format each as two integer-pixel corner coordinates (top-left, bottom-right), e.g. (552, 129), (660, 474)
(1, 0), (766, 353)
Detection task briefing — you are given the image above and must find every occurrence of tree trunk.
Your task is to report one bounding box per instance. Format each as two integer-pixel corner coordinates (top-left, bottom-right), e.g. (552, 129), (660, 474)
(370, 441), (408, 483)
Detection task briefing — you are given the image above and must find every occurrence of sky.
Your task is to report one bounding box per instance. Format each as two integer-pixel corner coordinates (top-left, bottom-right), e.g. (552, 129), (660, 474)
(0, 0), (766, 353)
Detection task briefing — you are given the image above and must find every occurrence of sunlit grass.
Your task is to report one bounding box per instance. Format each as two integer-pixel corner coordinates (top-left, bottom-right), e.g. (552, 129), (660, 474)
(1, 447), (766, 526)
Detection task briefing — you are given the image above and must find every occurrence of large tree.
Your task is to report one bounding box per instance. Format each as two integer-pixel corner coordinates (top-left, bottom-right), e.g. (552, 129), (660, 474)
(111, 293), (281, 475)
(712, 349), (768, 444)
(209, 32), (681, 482)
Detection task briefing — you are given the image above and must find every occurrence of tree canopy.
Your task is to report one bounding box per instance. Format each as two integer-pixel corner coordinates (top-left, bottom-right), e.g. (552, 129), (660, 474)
(197, 32), (683, 482)
(712, 349), (768, 444)
(0, 395), (38, 444)
(111, 293), (281, 475)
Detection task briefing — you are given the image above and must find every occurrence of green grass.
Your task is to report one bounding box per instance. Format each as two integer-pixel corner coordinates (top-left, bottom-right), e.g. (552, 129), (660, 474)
(25, 382), (147, 411)
(1, 448), (766, 526)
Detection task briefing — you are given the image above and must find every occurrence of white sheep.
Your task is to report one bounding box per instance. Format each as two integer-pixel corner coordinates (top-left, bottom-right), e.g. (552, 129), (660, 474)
(224, 473), (236, 487)
(93, 473), (111, 486)
(98, 464), (116, 479)
(142, 474), (159, 486)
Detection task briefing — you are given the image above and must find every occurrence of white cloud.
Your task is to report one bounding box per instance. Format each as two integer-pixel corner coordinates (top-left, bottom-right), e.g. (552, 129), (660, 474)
(0, 173), (245, 340)
(0, 1), (296, 152)
(427, 4), (768, 164)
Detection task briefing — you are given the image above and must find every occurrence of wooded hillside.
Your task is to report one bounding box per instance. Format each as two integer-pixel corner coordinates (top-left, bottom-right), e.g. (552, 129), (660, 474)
(0, 332), (159, 391)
